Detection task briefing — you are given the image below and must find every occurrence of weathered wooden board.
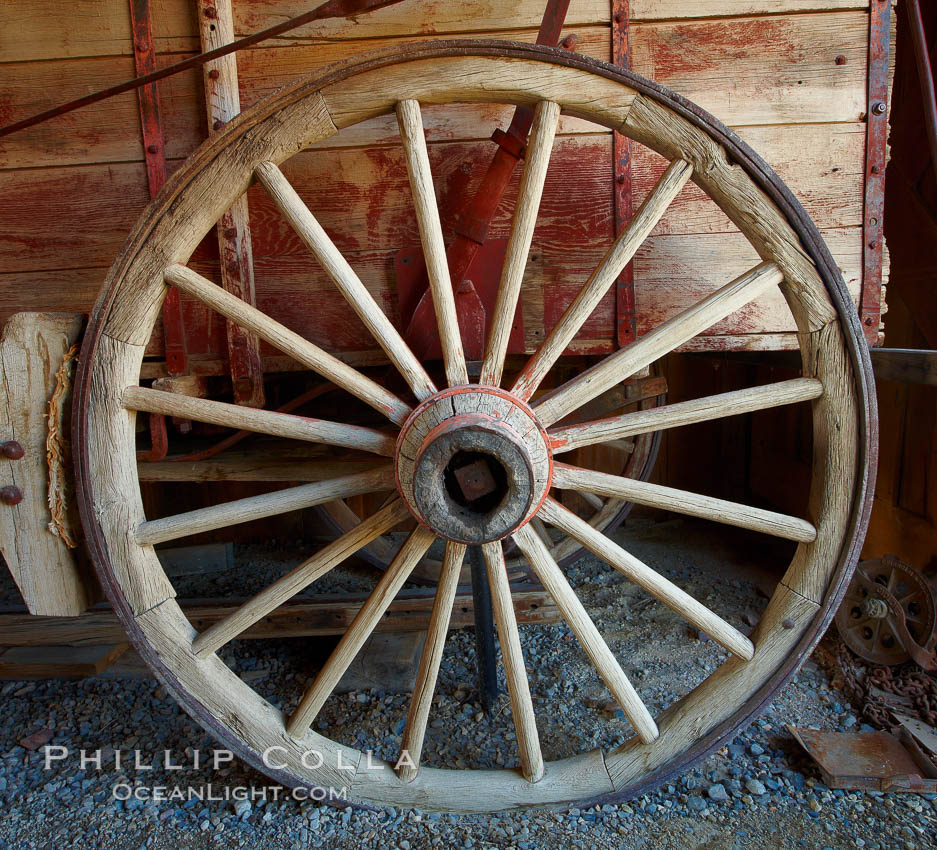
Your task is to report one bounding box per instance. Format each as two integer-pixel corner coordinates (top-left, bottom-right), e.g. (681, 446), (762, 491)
(1, 12), (871, 169)
(0, 313), (89, 616)
(0, 643), (129, 678)
(0, 2), (882, 360)
(0, 1), (869, 64)
(0, 588), (561, 645)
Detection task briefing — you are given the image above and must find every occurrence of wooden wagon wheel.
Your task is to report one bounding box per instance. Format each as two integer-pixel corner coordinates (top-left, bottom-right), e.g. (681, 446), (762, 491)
(74, 41), (875, 812)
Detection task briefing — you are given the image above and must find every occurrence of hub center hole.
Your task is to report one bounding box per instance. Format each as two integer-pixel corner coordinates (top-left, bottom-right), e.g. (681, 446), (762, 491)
(444, 450), (509, 515)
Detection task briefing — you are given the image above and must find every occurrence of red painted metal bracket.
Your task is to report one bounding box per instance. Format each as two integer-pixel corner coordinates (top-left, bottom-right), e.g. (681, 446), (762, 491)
(861, 0), (891, 347)
(400, 0), (572, 359)
(612, 0), (636, 348)
(130, 0), (187, 376)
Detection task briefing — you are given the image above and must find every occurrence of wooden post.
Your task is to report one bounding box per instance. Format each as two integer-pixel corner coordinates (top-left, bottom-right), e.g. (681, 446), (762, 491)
(197, 0), (266, 407)
(0, 313), (89, 616)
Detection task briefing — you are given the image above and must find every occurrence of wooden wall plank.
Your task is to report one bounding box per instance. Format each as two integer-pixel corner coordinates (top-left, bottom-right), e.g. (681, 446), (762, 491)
(0, 0), (194, 62)
(630, 1), (867, 20)
(631, 11), (869, 125)
(1, 12), (870, 169)
(0, 124), (863, 268)
(0, 1), (868, 63)
(0, 27), (609, 170)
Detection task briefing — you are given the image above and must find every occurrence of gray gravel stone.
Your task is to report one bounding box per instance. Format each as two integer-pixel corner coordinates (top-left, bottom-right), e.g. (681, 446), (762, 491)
(707, 784), (729, 802)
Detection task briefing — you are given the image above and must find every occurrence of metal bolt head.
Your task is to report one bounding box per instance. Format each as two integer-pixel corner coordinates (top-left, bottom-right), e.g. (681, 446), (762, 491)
(1, 485), (23, 506)
(834, 55), (847, 66)
(213, 119), (225, 131)
(871, 101), (886, 115)
(208, 69), (220, 80)
(1, 441), (24, 460)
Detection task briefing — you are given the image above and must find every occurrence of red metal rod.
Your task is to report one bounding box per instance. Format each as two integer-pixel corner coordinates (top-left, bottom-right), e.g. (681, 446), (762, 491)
(0, 0), (405, 139)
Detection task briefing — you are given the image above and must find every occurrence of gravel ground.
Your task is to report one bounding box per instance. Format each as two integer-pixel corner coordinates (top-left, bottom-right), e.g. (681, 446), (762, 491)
(1, 518), (936, 849)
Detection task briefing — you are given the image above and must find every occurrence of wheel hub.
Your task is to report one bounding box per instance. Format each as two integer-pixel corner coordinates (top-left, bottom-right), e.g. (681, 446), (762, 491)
(395, 387), (552, 544)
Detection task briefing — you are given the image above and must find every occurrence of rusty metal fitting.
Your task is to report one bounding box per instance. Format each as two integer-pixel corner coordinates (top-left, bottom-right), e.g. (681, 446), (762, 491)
(871, 101), (886, 115)
(1, 485), (23, 506)
(862, 596), (889, 619)
(1, 441), (24, 460)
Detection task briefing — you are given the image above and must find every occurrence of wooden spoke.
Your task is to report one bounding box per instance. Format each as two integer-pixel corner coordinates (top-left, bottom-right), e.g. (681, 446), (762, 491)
(287, 525), (437, 737)
(253, 161), (437, 402)
(396, 99), (468, 387)
(482, 540), (544, 782)
(511, 158), (693, 402)
(135, 463), (394, 546)
(513, 525), (658, 744)
(479, 100), (561, 387)
(540, 498), (755, 661)
(579, 490), (604, 512)
(549, 377), (824, 453)
(552, 463), (817, 543)
(164, 264), (412, 424)
(123, 386), (397, 457)
(192, 500), (410, 658)
(530, 516), (553, 548)
(534, 261), (784, 426)
(397, 541), (466, 782)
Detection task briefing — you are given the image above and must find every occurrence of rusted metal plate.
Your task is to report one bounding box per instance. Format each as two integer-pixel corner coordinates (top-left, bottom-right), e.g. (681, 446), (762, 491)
(860, 0), (891, 346)
(789, 726), (937, 793)
(395, 239), (523, 360)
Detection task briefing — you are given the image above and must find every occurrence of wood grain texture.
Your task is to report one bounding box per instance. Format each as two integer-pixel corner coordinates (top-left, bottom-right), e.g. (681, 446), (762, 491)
(535, 262), (783, 426)
(549, 377), (824, 452)
(397, 541), (465, 782)
(137, 456), (382, 482)
(135, 464), (395, 546)
(198, 0), (266, 409)
(631, 11), (869, 126)
(782, 320), (859, 602)
(0, 1), (867, 64)
(165, 264), (411, 424)
(253, 160), (436, 401)
(88, 334), (176, 615)
(552, 463), (817, 542)
(512, 158), (693, 401)
(0, 313), (88, 615)
(483, 540), (544, 783)
(481, 100), (561, 387)
(286, 524), (436, 737)
(0, 587), (561, 646)
(396, 99), (467, 387)
(192, 499), (410, 658)
(622, 94), (839, 332)
(540, 498), (754, 661)
(513, 525), (658, 743)
(123, 385), (397, 456)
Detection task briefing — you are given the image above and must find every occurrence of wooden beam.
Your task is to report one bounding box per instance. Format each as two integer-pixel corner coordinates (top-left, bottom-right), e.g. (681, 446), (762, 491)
(870, 348), (937, 386)
(0, 588), (562, 647)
